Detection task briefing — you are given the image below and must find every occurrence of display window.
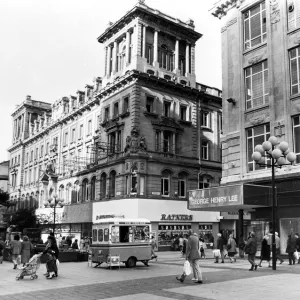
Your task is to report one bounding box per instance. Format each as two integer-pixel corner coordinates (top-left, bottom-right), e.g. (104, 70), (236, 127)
(198, 224), (213, 244)
(280, 218), (300, 254)
(158, 224), (191, 248)
(111, 225), (150, 243)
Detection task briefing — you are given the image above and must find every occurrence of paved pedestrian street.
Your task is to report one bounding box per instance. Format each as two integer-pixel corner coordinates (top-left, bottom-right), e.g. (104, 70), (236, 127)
(1, 252), (300, 300)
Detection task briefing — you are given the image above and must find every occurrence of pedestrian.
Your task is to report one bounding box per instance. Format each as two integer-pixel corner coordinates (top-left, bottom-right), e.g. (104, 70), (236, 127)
(199, 238), (206, 259)
(182, 234), (188, 257)
(43, 235), (59, 279)
(179, 234), (184, 254)
(244, 232), (258, 271)
(215, 233), (225, 263)
(238, 235), (246, 258)
(66, 236), (72, 247)
(275, 232), (284, 264)
(295, 233), (300, 264)
(176, 229), (202, 284)
(59, 236), (66, 248)
(71, 239), (79, 250)
(258, 235), (271, 267)
(150, 236), (158, 259)
(0, 237), (5, 264)
(227, 234), (237, 263)
(10, 234), (22, 269)
(286, 234), (296, 265)
(21, 235), (33, 266)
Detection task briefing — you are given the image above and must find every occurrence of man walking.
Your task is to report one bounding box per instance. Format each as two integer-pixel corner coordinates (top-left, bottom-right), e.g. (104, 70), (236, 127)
(245, 232), (258, 271)
(275, 232), (284, 264)
(215, 233), (226, 263)
(176, 229), (202, 284)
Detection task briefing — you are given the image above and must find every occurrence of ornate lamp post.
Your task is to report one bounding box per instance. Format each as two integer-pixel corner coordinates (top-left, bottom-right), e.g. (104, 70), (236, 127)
(251, 136), (296, 270)
(43, 194), (65, 235)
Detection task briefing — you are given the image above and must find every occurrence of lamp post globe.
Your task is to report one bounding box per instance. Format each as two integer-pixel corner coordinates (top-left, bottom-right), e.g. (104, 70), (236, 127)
(277, 157), (287, 166)
(268, 136), (278, 146)
(254, 144), (265, 154)
(272, 149), (282, 160)
(262, 141), (272, 151)
(279, 141), (289, 153)
(286, 152), (296, 163)
(252, 152), (262, 162)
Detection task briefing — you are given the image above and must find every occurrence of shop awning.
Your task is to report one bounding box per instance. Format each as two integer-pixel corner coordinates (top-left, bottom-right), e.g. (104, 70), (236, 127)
(188, 184), (271, 212)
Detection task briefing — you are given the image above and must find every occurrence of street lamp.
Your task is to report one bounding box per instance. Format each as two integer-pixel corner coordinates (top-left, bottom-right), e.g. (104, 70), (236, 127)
(251, 136), (296, 270)
(43, 194), (65, 235)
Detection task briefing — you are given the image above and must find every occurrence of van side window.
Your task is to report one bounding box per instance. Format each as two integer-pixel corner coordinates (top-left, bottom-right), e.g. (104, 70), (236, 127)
(92, 229), (97, 242)
(104, 228), (109, 242)
(98, 229), (103, 242)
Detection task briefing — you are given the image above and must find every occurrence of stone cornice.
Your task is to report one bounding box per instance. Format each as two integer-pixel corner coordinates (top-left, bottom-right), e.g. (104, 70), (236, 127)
(98, 3), (202, 43)
(211, 0), (245, 19)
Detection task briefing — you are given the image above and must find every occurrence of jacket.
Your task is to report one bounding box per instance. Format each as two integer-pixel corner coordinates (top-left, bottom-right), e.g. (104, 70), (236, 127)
(43, 243), (59, 259)
(227, 238), (236, 253)
(217, 237), (226, 251)
(21, 241), (33, 264)
(286, 237), (297, 253)
(245, 237), (257, 255)
(10, 240), (22, 255)
(186, 235), (201, 260)
(260, 239), (271, 260)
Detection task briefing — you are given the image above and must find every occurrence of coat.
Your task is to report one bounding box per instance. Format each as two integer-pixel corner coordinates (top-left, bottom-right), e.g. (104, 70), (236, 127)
(286, 237), (297, 253)
(260, 239), (270, 260)
(227, 238), (237, 253)
(186, 235), (201, 260)
(217, 237), (226, 251)
(10, 240), (22, 255)
(21, 241), (33, 264)
(245, 237), (257, 255)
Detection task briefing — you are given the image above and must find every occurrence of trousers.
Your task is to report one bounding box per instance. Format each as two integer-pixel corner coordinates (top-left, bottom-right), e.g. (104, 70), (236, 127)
(189, 259), (202, 280)
(248, 253), (256, 268)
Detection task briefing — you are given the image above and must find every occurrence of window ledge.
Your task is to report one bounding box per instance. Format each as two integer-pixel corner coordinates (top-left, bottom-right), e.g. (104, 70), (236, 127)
(290, 93), (300, 101)
(244, 104), (269, 114)
(119, 111), (130, 118)
(201, 125), (212, 132)
(287, 27), (300, 36)
(243, 42), (267, 56)
(144, 111), (159, 118)
(178, 120), (192, 126)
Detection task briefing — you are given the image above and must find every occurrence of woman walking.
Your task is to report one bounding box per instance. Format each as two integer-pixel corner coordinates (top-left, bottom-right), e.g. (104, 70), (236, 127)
(258, 235), (271, 267)
(43, 235), (59, 279)
(227, 234), (237, 263)
(199, 238), (206, 259)
(286, 234), (296, 265)
(238, 235), (246, 258)
(21, 236), (33, 266)
(10, 235), (22, 269)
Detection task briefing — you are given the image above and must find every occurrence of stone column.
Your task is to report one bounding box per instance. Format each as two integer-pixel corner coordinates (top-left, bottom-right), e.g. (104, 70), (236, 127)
(142, 25), (147, 58)
(13, 119), (17, 140)
(153, 30), (158, 66)
(175, 39), (179, 71)
(160, 131), (164, 152)
(238, 209), (244, 239)
(112, 40), (118, 73)
(190, 44), (195, 75)
(185, 43), (190, 76)
(126, 31), (131, 64)
(106, 45), (112, 76)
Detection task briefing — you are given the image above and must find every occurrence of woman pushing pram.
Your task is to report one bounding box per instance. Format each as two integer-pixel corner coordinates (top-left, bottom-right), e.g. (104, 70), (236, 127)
(43, 235), (59, 279)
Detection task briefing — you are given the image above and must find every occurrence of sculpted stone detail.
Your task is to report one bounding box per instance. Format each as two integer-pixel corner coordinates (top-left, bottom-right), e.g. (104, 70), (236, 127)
(248, 54), (263, 65)
(249, 114), (266, 125)
(124, 127), (147, 154)
(270, 0), (280, 24)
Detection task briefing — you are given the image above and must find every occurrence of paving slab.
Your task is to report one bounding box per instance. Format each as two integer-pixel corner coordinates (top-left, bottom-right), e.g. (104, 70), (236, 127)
(100, 293), (176, 300)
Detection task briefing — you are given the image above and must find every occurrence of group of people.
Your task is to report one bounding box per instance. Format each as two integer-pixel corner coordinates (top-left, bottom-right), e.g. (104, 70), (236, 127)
(214, 233), (237, 263)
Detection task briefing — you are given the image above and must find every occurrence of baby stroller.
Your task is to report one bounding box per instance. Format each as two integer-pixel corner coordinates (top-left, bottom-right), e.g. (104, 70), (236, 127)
(16, 254), (41, 280)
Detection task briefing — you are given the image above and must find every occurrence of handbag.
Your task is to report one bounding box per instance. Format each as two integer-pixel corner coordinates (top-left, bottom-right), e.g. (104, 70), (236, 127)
(294, 251), (299, 261)
(213, 249), (221, 258)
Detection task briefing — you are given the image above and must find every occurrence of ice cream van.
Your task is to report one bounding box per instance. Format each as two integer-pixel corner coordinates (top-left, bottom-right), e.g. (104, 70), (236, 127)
(90, 215), (152, 268)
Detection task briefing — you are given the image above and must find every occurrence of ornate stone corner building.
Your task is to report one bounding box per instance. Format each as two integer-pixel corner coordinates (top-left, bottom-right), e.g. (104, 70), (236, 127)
(211, 0), (300, 249)
(7, 1), (222, 247)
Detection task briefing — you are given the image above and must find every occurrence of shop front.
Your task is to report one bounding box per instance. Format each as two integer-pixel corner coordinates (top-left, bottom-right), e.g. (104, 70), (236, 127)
(92, 198), (220, 251)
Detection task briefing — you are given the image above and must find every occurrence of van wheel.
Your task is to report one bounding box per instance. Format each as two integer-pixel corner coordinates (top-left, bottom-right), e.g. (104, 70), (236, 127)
(126, 257), (137, 268)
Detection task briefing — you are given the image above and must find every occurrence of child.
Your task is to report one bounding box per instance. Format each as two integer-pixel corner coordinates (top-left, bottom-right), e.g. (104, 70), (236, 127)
(199, 238), (206, 259)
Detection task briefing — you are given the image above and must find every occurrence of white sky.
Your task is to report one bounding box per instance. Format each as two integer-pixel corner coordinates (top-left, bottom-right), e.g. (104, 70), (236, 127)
(0, 0), (222, 162)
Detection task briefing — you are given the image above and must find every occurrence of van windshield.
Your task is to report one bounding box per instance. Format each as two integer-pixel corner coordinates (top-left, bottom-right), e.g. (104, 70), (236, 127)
(111, 225), (150, 243)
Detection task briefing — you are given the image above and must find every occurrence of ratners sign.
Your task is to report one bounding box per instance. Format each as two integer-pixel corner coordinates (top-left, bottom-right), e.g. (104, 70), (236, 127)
(188, 185), (243, 210)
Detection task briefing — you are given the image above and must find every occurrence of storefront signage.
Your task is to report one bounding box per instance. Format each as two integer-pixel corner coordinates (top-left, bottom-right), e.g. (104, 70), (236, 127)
(188, 185), (243, 210)
(96, 214), (125, 220)
(199, 224), (212, 230)
(160, 214), (193, 221)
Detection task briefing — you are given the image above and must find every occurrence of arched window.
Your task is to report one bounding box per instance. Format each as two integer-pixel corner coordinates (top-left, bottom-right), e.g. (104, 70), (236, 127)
(130, 166), (138, 194)
(30, 193), (35, 209)
(59, 185), (64, 200)
(110, 171), (116, 197)
(161, 170), (171, 197)
(159, 44), (174, 71)
(178, 172), (188, 198)
(100, 173), (107, 199)
(198, 175), (211, 189)
(25, 193), (30, 209)
(66, 183), (72, 204)
(35, 191), (39, 208)
(82, 179), (89, 202)
(21, 194), (25, 210)
(40, 190), (44, 208)
(90, 177), (96, 201)
(118, 45), (126, 71)
(72, 181), (80, 203)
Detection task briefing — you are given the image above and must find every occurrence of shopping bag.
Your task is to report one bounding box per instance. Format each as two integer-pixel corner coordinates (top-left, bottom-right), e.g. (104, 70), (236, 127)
(213, 249), (221, 258)
(56, 259), (60, 267)
(294, 251), (299, 261)
(183, 260), (192, 276)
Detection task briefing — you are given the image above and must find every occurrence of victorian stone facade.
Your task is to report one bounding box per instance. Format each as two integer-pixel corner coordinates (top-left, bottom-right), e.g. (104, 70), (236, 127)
(7, 1), (222, 243)
(212, 0), (300, 250)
